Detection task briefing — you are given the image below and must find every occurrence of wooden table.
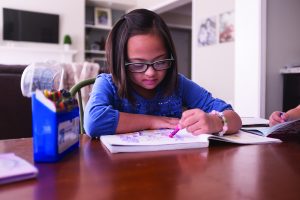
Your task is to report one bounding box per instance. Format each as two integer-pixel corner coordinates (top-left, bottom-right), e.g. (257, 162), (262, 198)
(1, 135), (300, 200)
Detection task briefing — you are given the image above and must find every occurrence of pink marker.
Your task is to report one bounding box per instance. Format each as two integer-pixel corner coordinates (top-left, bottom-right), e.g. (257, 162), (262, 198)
(169, 125), (180, 138)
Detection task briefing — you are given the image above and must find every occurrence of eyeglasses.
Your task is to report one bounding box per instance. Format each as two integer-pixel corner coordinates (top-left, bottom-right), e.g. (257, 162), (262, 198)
(125, 58), (174, 73)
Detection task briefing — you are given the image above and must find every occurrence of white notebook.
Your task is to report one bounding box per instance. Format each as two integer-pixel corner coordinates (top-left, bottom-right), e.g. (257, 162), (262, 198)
(101, 129), (209, 153)
(0, 153), (38, 185)
(100, 129), (281, 153)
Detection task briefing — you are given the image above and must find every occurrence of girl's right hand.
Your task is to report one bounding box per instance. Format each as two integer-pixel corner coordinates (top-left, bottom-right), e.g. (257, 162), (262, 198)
(269, 111), (287, 126)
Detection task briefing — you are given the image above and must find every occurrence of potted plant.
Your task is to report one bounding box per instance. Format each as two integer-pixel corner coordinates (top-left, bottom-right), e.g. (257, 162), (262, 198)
(63, 34), (72, 50)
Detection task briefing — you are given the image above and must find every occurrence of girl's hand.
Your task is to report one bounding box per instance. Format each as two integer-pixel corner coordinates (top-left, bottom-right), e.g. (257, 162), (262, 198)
(179, 109), (222, 135)
(269, 111), (287, 127)
(149, 116), (179, 130)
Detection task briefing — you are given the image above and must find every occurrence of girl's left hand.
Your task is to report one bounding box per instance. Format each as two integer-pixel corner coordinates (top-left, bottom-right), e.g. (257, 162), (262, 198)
(179, 108), (221, 135)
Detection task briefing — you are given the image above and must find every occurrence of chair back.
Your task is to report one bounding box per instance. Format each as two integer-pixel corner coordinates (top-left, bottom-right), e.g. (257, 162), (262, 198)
(69, 78), (96, 134)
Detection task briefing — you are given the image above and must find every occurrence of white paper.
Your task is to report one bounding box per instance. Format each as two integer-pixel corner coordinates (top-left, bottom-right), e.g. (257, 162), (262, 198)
(0, 153), (38, 184)
(241, 117), (269, 126)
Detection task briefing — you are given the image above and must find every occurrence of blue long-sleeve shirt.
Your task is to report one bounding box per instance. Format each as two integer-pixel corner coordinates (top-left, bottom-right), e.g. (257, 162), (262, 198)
(84, 73), (232, 137)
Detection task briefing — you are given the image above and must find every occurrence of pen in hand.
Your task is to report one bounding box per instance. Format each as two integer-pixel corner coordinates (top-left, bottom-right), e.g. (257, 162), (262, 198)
(169, 125), (181, 138)
(279, 112), (286, 122)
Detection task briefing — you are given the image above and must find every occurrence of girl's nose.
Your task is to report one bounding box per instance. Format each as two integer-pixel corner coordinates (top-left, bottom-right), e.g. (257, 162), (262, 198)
(144, 65), (156, 76)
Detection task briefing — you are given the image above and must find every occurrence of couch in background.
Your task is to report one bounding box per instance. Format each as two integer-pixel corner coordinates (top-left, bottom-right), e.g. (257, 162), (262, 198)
(0, 64), (32, 139)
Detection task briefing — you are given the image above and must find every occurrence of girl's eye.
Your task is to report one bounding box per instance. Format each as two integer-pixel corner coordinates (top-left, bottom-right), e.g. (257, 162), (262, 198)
(131, 63), (145, 68)
(154, 61), (167, 68)
(127, 63), (147, 72)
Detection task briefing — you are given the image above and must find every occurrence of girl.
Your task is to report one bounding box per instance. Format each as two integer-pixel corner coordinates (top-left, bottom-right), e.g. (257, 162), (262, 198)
(84, 9), (242, 137)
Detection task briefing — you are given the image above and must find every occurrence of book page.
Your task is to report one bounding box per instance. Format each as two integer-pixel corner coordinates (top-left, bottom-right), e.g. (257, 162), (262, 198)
(241, 127), (270, 136)
(101, 129), (208, 146)
(242, 119), (300, 137)
(270, 119), (300, 135)
(209, 130), (281, 144)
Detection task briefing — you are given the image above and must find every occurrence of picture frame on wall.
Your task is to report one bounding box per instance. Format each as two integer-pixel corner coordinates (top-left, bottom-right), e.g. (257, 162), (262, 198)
(197, 16), (217, 47)
(219, 11), (235, 43)
(94, 7), (112, 28)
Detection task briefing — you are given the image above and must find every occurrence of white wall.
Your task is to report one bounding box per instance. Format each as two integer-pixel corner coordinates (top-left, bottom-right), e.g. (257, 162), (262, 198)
(266, 0), (300, 116)
(0, 0), (85, 62)
(234, 0), (266, 117)
(136, 0), (191, 14)
(192, 0), (235, 105)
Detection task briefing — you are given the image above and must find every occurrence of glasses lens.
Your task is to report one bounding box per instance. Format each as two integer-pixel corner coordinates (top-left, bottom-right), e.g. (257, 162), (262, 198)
(127, 63), (146, 72)
(153, 60), (172, 70)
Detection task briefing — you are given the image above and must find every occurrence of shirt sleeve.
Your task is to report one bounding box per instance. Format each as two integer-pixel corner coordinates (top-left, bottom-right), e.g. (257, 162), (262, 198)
(84, 74), (119, 137)
(179, 74), (233, 112)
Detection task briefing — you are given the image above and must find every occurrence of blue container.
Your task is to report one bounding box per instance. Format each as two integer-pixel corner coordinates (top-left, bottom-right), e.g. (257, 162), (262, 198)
(31, 92), (80, 162)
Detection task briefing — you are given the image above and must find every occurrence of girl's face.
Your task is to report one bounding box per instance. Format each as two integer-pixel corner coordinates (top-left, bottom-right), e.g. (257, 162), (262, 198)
(126, 33), (168, 98)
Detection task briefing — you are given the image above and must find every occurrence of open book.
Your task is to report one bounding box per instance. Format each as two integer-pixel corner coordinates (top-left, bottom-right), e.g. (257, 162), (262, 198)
(100, 129), (281, 153)
(242, 118), (300, 137)
(0, 153), (38, 184)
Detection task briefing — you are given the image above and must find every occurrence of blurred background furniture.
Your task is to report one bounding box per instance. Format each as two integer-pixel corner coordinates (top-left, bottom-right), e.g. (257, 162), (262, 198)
(280, 67), (300, 112)
(0, 64), (32, 139)
(0, 62), (105, 140)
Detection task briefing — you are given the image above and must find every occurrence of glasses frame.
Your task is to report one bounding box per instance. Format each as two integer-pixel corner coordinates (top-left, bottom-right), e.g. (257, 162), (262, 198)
(125, 58), (174, 73)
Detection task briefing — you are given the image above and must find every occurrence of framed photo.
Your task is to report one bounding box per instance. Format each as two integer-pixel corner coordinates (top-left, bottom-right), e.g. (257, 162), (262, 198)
(94, 7), (112, 28)
(219, 11), (235, 43)
(197, 16), (217, 47)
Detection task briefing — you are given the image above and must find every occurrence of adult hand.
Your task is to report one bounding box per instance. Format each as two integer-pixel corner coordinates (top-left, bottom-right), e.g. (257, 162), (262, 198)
(269, 111), (287, 126)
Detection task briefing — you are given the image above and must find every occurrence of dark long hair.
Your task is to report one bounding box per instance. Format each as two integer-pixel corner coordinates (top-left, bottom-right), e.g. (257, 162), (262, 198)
(106, 9), (178, 102)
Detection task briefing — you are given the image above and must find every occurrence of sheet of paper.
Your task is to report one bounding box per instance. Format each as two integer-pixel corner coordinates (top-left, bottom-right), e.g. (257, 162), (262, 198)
(214, 130), (282, 144)
(241, 117), (269, 126)
(0, 153), (38, 184)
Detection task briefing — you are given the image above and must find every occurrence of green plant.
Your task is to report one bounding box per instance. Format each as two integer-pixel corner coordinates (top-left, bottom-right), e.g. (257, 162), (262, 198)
(63, 35), (72, 45)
